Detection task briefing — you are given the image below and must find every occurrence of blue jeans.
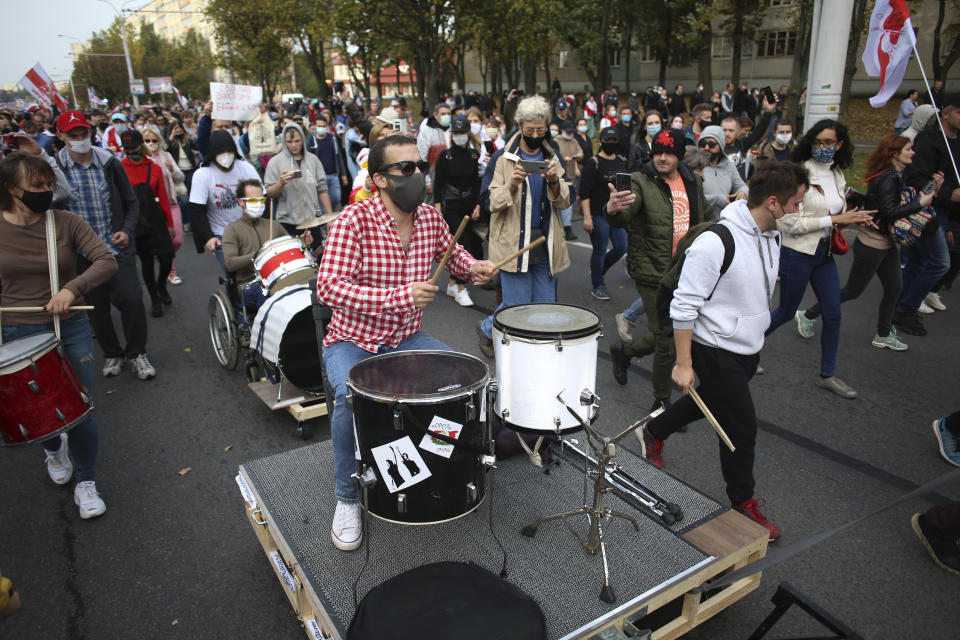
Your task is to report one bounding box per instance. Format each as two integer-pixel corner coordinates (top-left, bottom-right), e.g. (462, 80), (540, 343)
(2, 315), (99, 482)
(624, 296), (645, 323)
(766, 243), (841, 377)
(588, 215), (628, 289)
(325, 174), (341, 212)
(322, 331), (451, 502)
(896, 224), (950, 313)
(480, 261), (557, 338)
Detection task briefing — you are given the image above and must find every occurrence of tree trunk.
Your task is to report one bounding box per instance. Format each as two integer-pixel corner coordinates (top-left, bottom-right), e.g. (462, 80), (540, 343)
(376, 67), (383, 100)
(731, 8), (744, 87)
(544, 53), (552, 97)
(624, 18), (633, 92)
(523, 54), (538, 95)
(598, 0), (611, 92)
(786, 0), (813, 129)
(839, 0), (867, 116)
(697, 22), (713, 98)
(932, 0), (960, 84)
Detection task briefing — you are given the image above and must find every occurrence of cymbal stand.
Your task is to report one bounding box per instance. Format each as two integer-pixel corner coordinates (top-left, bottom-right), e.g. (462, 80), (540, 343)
(520, 391), (663, 603)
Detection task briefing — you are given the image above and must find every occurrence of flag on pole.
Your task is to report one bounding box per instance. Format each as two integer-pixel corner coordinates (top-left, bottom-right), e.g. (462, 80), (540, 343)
(173, 85), (189, 110)
(862, 0), (917, 108)
(18, 63), (68, 111)
(88, 87), (108, 106)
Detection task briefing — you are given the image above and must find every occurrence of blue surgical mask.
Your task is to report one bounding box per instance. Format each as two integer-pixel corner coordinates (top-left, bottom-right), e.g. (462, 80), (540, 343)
(811, 145), (836, 164)
(621, 114), (631, 123)
(646, 125), (661, 138)
(439, 114), (451, 128)
(316, 126), (328, 137)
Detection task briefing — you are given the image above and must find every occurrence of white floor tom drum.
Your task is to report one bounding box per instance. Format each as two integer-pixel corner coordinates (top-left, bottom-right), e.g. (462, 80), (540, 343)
(492, 303), (601, 433)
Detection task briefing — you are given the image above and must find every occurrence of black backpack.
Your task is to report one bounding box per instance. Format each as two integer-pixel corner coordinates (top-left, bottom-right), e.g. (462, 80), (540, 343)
(656, 222), (735, 336)
(131, 163), (173, 254)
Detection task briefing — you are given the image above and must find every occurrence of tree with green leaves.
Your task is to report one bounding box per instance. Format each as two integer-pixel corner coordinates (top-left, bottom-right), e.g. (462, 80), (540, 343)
(719, 0), (764, 86)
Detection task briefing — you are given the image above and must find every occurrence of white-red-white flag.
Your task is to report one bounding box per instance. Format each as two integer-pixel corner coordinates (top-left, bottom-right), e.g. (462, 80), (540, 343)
(18, 63), (68, 111)
(173, 85), (189, 110)
(862, 0), (917, 108)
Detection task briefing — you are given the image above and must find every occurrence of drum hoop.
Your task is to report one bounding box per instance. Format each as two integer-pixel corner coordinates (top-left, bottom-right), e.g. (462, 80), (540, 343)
(361, 494), (486, 526)
(0, 333), (59, 374)
(493, 303), (602, 341)
(346, 349), (489, 404)
(0, 404), (93, 447)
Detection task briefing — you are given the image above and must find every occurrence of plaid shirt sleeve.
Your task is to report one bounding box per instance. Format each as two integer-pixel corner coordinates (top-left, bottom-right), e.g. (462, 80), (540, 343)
(430, 207), (476, 282)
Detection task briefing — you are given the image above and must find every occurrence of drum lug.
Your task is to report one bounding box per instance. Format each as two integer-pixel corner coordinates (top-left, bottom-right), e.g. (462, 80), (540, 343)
(580, 389), (599, 406)
(28, 380), (40, 393)
(481, 455), (497, 468)
(396, 493), (407, 514)
(466, 482), (478, 502)
(344, 392), (352, 411)
(56, 409), (66, 423)
(500, 408), (509, 420)
(465, 398), (476, 422)
(80, 392), (90, 405)
(499, 335), (509, 346)
(19, 424), (29, 439)
(30, 362), (39, 375)
(393, 408), (402, 431)
(352, 466), (378, 489)
(555, 341), (563, 352)
(554, 417), (562, 428)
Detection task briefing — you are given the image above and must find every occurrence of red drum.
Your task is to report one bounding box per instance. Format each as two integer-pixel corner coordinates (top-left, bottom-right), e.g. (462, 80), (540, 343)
(253, 236), (316, 297)
(0, 332), (93, 446)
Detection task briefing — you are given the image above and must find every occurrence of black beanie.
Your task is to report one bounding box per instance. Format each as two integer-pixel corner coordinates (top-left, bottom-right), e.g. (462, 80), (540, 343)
(205, 129), (236, 165)
(650, 129), (686, 160)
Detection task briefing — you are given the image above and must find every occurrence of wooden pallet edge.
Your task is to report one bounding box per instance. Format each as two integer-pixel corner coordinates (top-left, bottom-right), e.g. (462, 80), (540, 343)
(288, 398), (328, 421)
(239, 467), (341, 640)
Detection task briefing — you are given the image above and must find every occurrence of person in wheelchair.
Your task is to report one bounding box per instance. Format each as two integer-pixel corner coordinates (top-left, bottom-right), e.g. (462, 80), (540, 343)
(221, 179), (312, 311)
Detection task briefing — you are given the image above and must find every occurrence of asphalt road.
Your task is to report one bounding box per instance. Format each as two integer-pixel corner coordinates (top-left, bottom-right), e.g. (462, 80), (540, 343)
(2, 225), (958, 640)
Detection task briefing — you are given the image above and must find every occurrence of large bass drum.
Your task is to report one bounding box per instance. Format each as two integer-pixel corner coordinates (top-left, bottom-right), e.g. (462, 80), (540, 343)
(492, 303), (601, 434)
(250, 284), (323, 393)
(347, 350), (490, 525)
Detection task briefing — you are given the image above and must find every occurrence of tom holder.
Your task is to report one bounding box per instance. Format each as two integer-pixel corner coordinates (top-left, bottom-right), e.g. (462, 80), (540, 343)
(520, 391), (664, 604)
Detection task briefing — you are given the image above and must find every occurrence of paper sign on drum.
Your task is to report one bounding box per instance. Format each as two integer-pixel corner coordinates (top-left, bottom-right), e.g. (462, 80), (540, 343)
(370, 436), (432, 493)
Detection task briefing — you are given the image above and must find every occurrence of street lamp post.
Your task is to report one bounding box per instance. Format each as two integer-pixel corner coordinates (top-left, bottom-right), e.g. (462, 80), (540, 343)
(98, 0), (140, 109)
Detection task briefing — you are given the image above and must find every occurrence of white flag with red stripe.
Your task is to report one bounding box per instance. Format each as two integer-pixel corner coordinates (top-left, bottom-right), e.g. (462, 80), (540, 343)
(173, 85), (189, 110)
(862, 0), (917, 108)
(18, 63), (68, 111)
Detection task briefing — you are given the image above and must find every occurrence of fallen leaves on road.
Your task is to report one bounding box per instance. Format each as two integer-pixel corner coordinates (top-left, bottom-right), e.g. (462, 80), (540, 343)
(178, 467), (192, 476)
(184, 347), (191, 352)
(105, 390), (116, 395)
(224, 445), (233, 452)
(172, 619), (179, 626)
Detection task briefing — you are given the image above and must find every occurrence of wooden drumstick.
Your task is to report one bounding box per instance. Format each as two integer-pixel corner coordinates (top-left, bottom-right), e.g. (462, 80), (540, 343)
(0, 306), (95, 312)
(491, 236), (547, 271)
(428, 215), (470, 285)
(688, 387), (736, 452)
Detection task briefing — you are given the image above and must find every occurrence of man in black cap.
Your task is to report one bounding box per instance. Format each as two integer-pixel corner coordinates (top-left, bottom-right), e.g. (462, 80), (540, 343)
(604, 128), (712, 411)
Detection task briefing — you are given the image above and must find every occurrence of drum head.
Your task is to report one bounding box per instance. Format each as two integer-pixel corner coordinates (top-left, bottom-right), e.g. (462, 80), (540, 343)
(493, 304), (601, 340)
(0, 332), (58, 369)
(348, 350), (488, 402)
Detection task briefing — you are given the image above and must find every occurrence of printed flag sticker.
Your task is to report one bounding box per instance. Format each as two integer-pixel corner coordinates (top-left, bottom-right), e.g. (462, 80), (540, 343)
(419, 415), (463, 459)
(370, 436), (432, 493)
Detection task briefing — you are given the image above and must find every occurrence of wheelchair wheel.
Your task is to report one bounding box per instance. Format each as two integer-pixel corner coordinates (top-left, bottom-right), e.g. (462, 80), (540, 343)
(208, 289), (240, 370)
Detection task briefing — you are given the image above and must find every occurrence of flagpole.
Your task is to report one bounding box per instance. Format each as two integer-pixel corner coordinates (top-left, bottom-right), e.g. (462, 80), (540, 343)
(911, 43), (960, 189)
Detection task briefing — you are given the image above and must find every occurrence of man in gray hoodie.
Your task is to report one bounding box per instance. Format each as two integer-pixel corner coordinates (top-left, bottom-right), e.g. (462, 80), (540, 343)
(639, 161), (810, 542)
(265, 123), (333, 233)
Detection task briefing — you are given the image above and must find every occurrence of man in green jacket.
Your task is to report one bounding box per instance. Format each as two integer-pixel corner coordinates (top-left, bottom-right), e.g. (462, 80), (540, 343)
(605, 129), (712, 410)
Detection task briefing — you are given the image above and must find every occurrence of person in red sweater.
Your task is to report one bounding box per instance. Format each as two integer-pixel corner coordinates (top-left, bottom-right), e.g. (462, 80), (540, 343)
(119, 129), (175, 317)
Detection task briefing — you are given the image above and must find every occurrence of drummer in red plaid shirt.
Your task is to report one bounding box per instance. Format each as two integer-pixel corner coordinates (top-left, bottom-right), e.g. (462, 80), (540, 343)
(317, 135), (496, 551)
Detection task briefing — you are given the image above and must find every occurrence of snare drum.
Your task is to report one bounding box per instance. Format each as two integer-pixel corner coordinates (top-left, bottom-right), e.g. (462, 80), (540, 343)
(250, 285), (323, 393)
(347, 350), (490, 525)
(253, 236), (316, 296)
(492, 304), (601, 433)
(0, 332), (93, 446)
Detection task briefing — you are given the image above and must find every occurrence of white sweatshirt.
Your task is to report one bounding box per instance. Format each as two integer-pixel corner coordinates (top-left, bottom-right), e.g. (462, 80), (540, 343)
(670, 199), (781, 356)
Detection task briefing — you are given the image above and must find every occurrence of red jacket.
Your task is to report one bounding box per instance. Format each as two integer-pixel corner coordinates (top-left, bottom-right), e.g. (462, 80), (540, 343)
(121, 156), (173, 228)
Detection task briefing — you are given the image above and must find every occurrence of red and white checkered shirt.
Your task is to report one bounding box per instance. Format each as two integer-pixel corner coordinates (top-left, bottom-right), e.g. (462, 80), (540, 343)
(317, 194), (476, 352)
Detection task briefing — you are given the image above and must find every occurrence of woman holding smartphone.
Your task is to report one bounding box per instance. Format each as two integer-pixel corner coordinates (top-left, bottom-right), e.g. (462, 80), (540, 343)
(764, 120), (874, 399)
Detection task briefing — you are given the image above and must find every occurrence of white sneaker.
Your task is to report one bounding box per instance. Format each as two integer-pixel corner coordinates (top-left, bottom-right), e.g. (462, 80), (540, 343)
(44, 433), (73, 485)
(331, 501), (362, 551)
(453, 287), (474, 307)
(168, 274), (183, 285)
(446, 282), (458, 297)
(102, 357), (124, 377)
(918, 301), (935, 314)
(130, 353), (156, 380)
(74, 481), (106, 519)
(925, 292), (946, 311)
(615, 312), (633, 342)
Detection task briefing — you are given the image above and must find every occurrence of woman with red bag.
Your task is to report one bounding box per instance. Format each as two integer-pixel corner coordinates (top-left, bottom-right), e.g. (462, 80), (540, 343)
(764, 120), (874, 399)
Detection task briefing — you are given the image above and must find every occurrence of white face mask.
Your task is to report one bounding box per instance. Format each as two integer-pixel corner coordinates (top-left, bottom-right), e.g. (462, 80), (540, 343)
(577, 125), (588, 134)
(470, 122), (482, 135)
(561, 132), (574, 140)
(145, 141), (159, 153)
(67, 138), (92, 154)
(775, 133), (793, 146)
(215, 152), (235, 169)
(452, 134), (469, 147)
(485, 127), (499, 140)
(244, 202), (265, 218)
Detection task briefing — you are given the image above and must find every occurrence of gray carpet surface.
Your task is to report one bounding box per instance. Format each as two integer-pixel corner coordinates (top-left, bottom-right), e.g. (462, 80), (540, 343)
(243, 439), (724, 639)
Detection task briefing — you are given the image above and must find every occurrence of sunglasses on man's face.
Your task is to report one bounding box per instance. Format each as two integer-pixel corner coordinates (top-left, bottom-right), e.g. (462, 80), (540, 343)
(378, 160), (430, 176)
(241, 197), (266, 205)
(698, 140), (719, 149)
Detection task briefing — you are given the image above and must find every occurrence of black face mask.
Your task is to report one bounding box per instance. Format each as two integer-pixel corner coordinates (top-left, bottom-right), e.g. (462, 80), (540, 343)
(126, 151), (143, 162)
(522, 134), (543, 150)
(382, 172), (427, 213)
(600, 141), (619, 155)
(17, 189), (54, 213)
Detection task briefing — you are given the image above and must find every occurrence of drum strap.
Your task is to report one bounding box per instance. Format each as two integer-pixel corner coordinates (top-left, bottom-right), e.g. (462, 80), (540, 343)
(394, 402), (490, 455)
(515, 434), (545, 468)
(45, 210), (61, 340)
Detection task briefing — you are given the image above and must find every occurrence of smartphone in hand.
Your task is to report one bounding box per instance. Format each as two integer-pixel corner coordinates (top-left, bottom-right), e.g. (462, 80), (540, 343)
(519, 159), (548, 174)
(615, 172), (632, 193)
